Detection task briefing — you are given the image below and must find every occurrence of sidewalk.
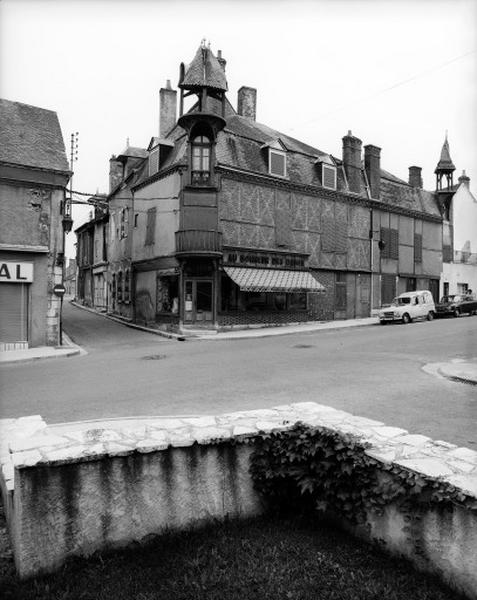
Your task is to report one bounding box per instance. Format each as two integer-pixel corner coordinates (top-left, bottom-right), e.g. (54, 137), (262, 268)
(72, 299), (378, 341)
(437, 359), (477, 386)
(0, 333), (85, 365)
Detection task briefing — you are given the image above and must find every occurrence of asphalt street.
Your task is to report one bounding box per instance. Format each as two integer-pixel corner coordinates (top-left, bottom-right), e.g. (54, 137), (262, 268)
(1, 301), (476, 447)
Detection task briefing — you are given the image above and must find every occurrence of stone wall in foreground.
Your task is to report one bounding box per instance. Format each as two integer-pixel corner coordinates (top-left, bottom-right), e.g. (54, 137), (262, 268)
(1, 403), (476, 598)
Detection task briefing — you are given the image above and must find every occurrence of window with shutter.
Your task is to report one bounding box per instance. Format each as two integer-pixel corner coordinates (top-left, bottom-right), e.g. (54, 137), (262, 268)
(380, 227), (398, 259)
(275, 201), (291, 247)
(148, 147), (159, 177)
(443, 245), (452, 262)
(145, 208), (156, 246)
(414, 233), (422, 263)
(322, 164), (337, 190)
(269, 149), (286, 177)
(322, 216), (347, 253)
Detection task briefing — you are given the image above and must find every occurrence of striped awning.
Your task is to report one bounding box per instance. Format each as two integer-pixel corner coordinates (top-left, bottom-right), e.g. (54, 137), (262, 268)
(224, 267), (325, 293)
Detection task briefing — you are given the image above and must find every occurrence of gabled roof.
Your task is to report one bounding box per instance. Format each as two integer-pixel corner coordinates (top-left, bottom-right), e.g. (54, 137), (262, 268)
(179, 44), (228, 92)
(0, 98), (69, 173)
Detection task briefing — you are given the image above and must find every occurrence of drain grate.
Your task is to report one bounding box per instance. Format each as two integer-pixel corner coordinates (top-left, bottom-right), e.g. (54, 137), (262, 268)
(141, 354), (167, 361)
(292, 344), (315, 349)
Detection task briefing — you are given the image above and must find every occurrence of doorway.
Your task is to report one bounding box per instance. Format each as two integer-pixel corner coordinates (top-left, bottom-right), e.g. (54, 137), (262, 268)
(184, 279), (213, 323)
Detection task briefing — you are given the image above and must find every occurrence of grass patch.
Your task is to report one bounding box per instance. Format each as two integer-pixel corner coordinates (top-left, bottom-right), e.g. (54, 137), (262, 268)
(0, 503), (460, 600)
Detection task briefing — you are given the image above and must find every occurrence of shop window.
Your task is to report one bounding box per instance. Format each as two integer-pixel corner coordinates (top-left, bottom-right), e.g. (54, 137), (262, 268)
(289, 292), (307, 310)
(156, 276), (178, 314)
(111, 273), (116, 301)
(191, 135), (211, 185)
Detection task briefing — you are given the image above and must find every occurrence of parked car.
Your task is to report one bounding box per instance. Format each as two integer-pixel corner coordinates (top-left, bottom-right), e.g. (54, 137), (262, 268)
(435, 294), (477, 317)
(378, 290), (435, 325)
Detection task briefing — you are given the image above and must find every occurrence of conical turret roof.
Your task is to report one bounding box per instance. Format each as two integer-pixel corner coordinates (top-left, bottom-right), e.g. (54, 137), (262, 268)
(179, 42), (228, 92)
(435, 135), (455, 173)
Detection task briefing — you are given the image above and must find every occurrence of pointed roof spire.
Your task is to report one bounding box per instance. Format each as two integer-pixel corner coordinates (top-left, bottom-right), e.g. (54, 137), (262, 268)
(179, 42), (228, 92)
(435, 132), (455, 173)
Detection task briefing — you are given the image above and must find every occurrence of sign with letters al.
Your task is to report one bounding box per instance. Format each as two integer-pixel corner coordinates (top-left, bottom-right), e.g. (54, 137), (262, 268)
(0, 261), (34, 283)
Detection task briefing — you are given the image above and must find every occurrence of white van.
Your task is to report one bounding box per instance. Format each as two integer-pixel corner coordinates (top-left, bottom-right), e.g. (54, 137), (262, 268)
(378, 290), (435, 324)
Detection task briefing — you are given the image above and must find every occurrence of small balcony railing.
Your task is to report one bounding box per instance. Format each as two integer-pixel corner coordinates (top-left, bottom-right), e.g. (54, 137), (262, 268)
(175, 229), (223, 256)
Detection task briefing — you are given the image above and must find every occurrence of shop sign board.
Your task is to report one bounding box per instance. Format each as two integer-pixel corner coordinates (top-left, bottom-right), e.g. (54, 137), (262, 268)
(224, 250), (307, 270)
(0, 261), (34, 283)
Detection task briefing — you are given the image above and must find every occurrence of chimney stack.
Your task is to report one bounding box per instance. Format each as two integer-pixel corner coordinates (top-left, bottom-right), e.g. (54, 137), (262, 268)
(408, 166), (423, 188)
(159, 79), (177, 137)
(364, 144), (381, 199)
(237, 86), (257, 121)
(109, 155), (123, 193)
(217, 49), (226, 71)
(342, 131), (362, 194)
(458, 170), (470, 187)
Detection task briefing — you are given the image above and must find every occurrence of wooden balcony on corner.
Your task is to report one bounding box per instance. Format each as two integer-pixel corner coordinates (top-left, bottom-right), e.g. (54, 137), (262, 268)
(175, 229), (223, 257)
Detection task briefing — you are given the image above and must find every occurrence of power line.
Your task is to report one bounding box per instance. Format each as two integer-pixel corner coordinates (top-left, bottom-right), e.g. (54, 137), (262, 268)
(290, 49), (476, 131)
(70, 189), (179, 201)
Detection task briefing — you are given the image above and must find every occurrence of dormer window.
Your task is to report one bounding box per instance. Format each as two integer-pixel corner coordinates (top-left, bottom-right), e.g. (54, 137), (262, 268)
(191, 134), (211, 185)
(315, 155), (337, 190)
(269, 148), (286, 177)
(262, 139), (288, 178)
(148, 146), (159, 177)
(322, 164), (337, 189)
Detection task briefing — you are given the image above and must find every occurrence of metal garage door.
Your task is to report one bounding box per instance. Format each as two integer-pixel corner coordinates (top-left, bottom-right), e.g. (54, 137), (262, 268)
(0, 283), (28, 344)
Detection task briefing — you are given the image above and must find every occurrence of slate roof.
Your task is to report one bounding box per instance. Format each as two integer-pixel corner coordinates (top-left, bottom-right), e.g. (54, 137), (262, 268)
(435, 137), (455, 172)
(117, 146), (148, 160)
(180, 45), (228, 92)
(133, 89), (440, 219)
(380, 174), (440, 217)
(0, 98), (69, 172)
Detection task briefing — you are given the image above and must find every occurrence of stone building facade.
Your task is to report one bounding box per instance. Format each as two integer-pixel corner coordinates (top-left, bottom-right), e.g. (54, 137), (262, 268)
(101, 43), (446, 332)
(75, 200), (109, 310)
(0, 99), (70, 349)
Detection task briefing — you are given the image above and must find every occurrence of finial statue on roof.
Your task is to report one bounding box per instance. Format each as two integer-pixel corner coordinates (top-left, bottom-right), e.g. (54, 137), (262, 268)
(126, 136), (130, 148)
(201, 38), (207, 49)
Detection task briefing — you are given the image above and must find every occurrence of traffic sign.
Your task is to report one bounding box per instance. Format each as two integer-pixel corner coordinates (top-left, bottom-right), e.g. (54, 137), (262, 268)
(53, 284), (66, 296)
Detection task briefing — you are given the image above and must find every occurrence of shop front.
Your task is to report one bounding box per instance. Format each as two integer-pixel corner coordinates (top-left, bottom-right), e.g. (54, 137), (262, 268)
(218, 249), (325, 327)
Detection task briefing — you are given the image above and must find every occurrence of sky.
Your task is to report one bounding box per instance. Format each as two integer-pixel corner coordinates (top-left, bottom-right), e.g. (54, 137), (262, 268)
(1, 0), (476, 258)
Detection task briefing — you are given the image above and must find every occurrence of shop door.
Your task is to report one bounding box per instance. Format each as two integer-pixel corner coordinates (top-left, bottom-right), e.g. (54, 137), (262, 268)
(184, 279), (213, 323)
(0, 283), (28, 344)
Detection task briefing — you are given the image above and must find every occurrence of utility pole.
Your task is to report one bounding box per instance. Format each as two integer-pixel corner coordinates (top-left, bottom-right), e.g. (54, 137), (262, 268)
(59, 132), (78, 344)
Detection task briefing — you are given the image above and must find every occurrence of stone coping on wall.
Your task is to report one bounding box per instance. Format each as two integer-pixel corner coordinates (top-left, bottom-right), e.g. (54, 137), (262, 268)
(1, 403), (477, 500)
